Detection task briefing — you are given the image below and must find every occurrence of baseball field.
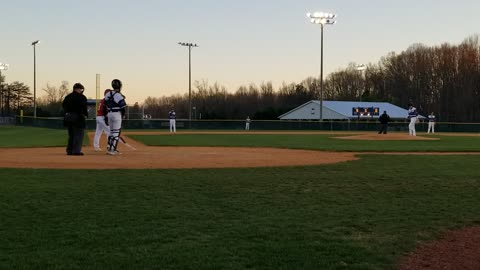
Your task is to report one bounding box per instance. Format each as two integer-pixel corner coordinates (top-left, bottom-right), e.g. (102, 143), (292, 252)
(1, 126), (480, 269)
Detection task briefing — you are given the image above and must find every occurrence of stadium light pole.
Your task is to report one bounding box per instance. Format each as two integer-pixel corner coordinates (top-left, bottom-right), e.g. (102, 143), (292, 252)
(307, 12), (336, 121)
(356, 64), (367, 102)
(178, 42), (199, 125)
(0, 62), (9, 116)
(31, 40), (40, 118)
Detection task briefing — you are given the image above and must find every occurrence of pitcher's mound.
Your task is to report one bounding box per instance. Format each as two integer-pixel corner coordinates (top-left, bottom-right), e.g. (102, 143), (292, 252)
(334, 133), (439, 141)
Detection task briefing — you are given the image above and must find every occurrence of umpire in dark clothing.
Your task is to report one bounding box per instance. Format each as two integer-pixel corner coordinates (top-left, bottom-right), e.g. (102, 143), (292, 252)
(62, 83), (88, 156)
(378, 111), (391, 134)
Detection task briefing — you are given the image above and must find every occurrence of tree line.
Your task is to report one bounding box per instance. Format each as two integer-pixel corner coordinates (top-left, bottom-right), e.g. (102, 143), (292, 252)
(0, 72), (32, 116)
(0, 76), (71, 117)
(144, 35), (480, 122)
(2, 35), (479, 122)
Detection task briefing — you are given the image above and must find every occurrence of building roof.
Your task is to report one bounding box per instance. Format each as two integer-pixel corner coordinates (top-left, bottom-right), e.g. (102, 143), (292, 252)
(279, 100), (425, 120)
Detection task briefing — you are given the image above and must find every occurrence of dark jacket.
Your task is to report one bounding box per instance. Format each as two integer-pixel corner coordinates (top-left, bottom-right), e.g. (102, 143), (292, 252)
(62, 91), (88, 128)
(378, 113), (391, 125)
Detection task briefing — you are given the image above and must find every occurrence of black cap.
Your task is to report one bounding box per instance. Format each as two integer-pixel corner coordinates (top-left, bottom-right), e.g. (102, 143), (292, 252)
(73, 83), (84, 91)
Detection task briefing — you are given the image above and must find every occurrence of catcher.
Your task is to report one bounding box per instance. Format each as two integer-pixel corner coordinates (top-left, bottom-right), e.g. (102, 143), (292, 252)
(105, 79), (127, 155)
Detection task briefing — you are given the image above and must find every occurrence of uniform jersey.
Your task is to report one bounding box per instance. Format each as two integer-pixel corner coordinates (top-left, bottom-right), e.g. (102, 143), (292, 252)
(428, 115), (436, 122)
(169, 111), (176, 119)
(96, 99), (107, 117)
(104, 90), (126, 112)
(408, 107), (418, 118)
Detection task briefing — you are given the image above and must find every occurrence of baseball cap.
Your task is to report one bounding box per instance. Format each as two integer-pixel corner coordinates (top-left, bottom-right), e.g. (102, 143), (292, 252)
(73, 83), (85, 91)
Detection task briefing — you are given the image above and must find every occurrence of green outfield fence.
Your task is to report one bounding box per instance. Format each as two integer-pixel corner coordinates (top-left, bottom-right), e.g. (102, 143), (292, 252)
(14, 116), (480, 133)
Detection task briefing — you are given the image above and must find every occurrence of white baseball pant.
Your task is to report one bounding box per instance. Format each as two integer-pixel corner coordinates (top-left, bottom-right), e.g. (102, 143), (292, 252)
(107, 112), (122, 152)
(170, 119), (176, 133)
(93, 116), (110, 149)
(409, 117), (417, 136)
(428, 122), (435, 134)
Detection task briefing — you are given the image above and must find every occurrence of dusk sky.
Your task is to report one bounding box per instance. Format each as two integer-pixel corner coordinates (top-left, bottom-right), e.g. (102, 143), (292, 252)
(1, 0), (478, 103)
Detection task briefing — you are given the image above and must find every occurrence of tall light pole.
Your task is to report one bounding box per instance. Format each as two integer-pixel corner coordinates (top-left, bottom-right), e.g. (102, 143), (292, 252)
(178, 42), (198, 124)
(356, 64), (367, 102)
(0, 62), (9, 116)
(31, 40), (40, 118)
(307, 12), (336, 121)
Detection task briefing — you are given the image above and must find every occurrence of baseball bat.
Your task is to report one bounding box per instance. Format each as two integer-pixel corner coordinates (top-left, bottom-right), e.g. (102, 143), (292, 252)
(119, 136), (137, 150)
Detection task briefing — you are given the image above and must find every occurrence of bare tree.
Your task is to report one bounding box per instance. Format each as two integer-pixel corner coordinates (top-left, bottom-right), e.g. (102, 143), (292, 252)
(140, 35), (480, 121)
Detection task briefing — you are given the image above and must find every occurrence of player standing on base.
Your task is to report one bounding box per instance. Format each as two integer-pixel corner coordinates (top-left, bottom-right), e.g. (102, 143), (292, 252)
(169, 109), (176, 133)
(407, 104), (418, 136)
(93, 89), (111, 151)
(105, 79), (126, 155)
(427, 112), (436, 134)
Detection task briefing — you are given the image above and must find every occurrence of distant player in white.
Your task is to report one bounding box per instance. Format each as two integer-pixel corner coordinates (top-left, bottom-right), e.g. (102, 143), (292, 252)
(93, 89), (110, 151)
(169, 109), (176, 133)
(245, 116), (251, 130)
(407, 104), (418, 136)
(427, 112), (436, 134)
(104, 79), (127, 155)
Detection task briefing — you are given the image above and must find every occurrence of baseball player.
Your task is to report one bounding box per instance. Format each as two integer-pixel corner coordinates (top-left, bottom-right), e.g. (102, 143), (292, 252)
(169, 109), (176, 133)
(407, 104), (418, 136)
(245, 116), (251, 130)
(104, 79), (126, 155)
(93, 89), (111, 151)
(427, 112), (436, 134)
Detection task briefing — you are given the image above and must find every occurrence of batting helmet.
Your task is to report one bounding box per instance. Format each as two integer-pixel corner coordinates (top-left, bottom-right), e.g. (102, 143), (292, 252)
(111, 79), (122, 90)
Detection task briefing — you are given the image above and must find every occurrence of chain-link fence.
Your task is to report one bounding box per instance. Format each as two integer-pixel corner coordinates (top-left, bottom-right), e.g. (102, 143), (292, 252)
(0, 117), (15, 126)
(14, 116), (480, 133)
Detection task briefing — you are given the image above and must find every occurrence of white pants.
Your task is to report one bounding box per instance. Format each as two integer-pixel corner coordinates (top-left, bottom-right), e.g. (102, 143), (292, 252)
(170, 119), (176, 133)
(93, 116), (110, 148)
(409, 117), (417, 136)
(245, 123), (250, 130)
(107, 112), (122, 151)
(428, 122), (435, 133)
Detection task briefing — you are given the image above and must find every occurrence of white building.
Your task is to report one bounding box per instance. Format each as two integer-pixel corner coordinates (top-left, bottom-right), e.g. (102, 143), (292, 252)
(279, 100), (425, 120)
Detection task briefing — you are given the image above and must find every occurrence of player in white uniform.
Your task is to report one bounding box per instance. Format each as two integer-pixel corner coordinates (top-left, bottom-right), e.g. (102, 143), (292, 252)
(169, 110), (176, 133)
(245, 116), (251, 130)
(427, 112), (436, 134)
(104, 79), (127, 155)
(407, 104), (418, 136)
(93, 89), (110, 151)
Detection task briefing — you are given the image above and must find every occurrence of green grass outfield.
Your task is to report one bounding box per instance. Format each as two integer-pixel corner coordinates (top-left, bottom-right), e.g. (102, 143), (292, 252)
(130, 133), (480, 152)
(1, 126), (480, 269)
(1, 156), (480, 269)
